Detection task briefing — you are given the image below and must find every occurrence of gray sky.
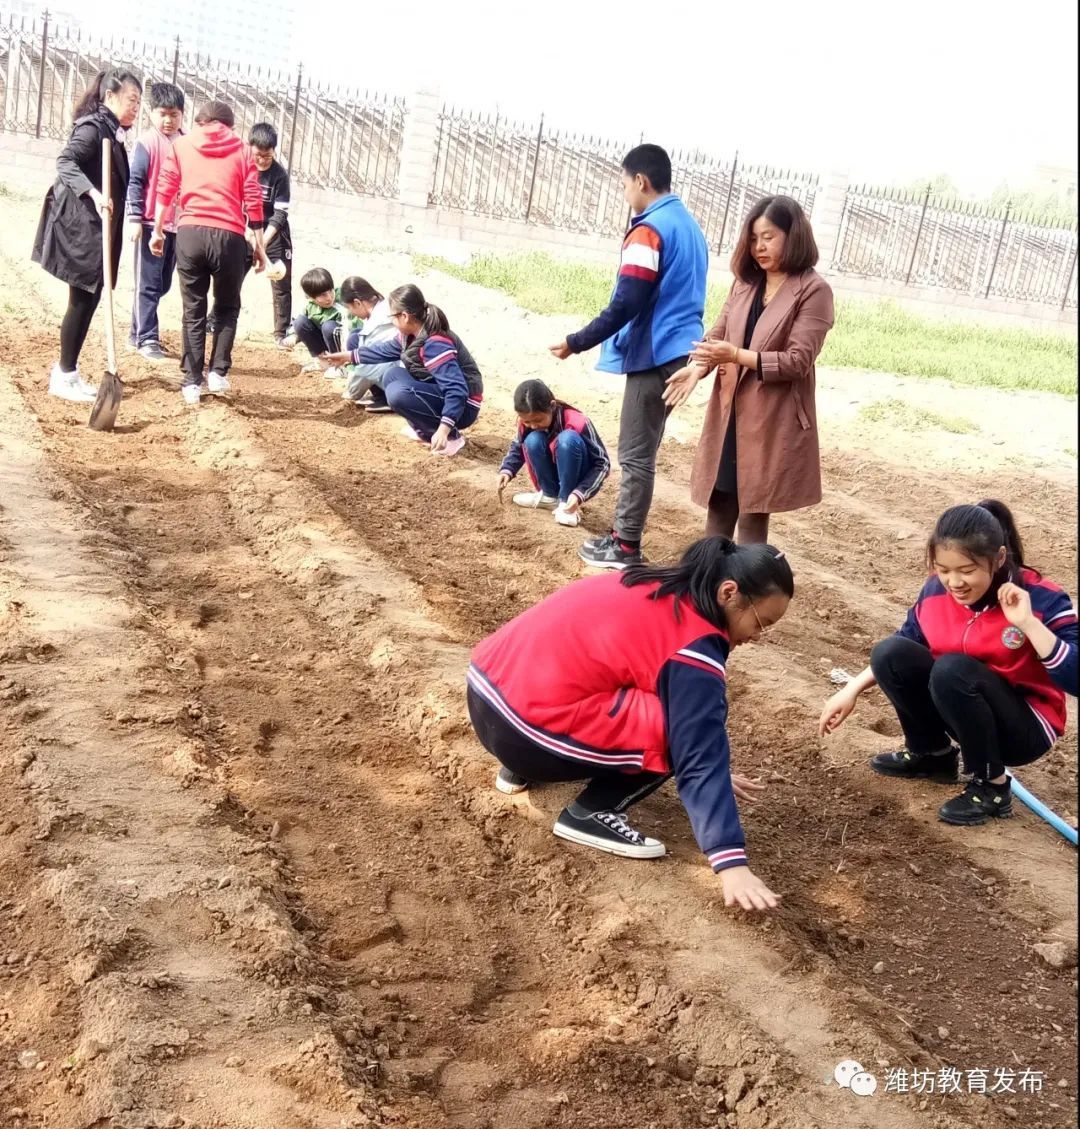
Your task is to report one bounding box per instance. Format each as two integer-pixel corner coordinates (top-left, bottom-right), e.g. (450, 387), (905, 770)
(296, 0), (1078, 195)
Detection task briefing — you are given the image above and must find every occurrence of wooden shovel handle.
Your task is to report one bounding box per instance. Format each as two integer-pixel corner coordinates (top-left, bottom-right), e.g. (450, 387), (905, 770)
(100, 137), (116, 373)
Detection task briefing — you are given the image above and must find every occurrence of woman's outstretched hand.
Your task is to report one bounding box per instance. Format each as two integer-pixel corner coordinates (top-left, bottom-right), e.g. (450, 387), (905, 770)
(720, 865), (781, 911)
(662, 364), (702, 408)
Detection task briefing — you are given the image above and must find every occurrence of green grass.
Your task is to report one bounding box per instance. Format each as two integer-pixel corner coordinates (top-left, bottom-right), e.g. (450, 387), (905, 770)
(858, 397), (979, 435)
(414, 251), (1077, 395)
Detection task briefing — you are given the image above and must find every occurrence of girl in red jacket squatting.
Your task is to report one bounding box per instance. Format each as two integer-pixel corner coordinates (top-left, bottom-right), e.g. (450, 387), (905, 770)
(820, 500), (1078, 826)
(467, 537), (793, 912)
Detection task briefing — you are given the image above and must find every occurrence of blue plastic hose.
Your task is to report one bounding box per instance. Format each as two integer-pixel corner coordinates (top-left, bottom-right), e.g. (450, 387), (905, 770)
(1008, 773), (1079, 846)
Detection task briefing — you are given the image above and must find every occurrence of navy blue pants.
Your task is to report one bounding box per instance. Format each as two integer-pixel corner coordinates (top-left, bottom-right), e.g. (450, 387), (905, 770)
(130, 224), (176, 347)
(292, 315), (342, 357)
(523, 428), (597, 503)
(384, 365), (479, 440)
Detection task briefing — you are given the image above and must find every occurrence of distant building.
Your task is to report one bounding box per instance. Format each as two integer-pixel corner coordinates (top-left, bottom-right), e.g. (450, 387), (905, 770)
(1031, 164), (1078, 201)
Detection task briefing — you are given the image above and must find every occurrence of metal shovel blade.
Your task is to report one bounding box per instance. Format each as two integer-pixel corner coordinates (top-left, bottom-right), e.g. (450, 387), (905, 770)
(88, 369), (123, 432)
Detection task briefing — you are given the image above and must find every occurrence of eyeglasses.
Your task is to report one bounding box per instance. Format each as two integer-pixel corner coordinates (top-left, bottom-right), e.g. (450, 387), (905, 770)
(749, 600), (769, 636)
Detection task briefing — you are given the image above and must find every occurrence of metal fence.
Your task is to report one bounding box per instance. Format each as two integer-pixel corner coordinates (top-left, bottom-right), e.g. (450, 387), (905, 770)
(0, 11), (404, 197)
(2, 10), (1076, 310)
(834, 184), (1078, 309)
(429, 103), (819, 249)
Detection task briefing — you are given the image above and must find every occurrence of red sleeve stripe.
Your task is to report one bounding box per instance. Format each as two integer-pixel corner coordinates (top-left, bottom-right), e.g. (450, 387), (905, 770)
(1044, 610), (1078, 627)
(620, 263), (658, 281)
(673, 648), (727, 678)
(1043, 641), (1071, 670)
(423, 348), (457, 371)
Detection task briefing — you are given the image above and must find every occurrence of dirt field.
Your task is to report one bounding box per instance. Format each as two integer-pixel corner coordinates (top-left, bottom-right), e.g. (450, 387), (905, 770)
(0, 187), (1076, 1129)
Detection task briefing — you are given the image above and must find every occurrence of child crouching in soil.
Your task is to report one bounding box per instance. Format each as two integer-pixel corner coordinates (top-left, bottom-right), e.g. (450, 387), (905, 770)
(497, 379), (609, 528)
(324, 283), (483, 457)
(819, 500), (1078, 826)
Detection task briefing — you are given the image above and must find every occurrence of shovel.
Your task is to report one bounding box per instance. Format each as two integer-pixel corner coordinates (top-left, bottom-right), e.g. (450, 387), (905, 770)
(88, 136), (123, 431)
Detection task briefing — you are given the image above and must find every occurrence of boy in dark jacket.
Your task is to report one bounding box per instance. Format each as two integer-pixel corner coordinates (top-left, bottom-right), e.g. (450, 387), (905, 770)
(248, 122), (293, 347)
(125, 82), (184, 361)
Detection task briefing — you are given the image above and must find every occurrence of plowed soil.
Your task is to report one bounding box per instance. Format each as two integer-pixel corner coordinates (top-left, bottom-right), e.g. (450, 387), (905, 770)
(0, 187), (1075, 1129)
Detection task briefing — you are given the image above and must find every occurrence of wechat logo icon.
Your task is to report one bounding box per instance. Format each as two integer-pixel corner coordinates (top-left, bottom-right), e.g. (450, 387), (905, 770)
(833, 1060), (878, 1097)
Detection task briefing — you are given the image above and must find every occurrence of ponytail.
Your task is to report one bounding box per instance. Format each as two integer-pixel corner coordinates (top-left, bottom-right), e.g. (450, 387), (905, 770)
(388, 283), (450, 335)
(621, 536), (794, 629)
(927, 499), (1027, 581)
(73, 68), (141, 120)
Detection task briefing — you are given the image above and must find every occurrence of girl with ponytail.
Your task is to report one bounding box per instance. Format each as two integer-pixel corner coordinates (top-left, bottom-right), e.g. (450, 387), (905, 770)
(33, 67), (142, 402)
(324, 282), (483, 456)
(468, 536), (794, 912)
(820, 500), (1077, 827)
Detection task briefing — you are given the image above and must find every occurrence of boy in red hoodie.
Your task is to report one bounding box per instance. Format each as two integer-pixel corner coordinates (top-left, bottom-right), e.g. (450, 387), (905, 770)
(151, 100), (266, 405)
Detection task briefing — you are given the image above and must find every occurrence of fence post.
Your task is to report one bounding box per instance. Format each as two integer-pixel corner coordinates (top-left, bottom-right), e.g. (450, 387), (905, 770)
(716, 150), (739, 254)
(1062, 242), (1078, 311)
(171, 34), (180, 83)
(808, 169), (850, 272)
(34, 9), (49, 140)
(286, 63), (303, 168)
(983, 204), (1011, 299)
(905, 183), (932, 286)
(524, 113), (544, 223)
(396, 88), (443, 210)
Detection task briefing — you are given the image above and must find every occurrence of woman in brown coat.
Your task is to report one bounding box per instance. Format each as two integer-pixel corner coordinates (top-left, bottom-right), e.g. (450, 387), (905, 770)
(663, 196), (834, 543)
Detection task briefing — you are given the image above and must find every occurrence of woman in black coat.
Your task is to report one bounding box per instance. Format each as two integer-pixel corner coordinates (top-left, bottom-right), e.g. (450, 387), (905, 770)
(32, 68), (142, 402)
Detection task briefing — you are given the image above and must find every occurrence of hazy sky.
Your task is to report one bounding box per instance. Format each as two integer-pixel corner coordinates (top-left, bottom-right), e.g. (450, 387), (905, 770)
(296, 0), (1078, 194)
(53, 0), (1080, 194)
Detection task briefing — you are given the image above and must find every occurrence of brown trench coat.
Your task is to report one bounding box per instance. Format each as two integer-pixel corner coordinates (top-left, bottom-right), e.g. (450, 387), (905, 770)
(689, 269), (834, 515)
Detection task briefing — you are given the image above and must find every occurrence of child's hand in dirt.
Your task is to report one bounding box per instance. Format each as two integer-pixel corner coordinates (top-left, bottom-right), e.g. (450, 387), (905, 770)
(818, 686), (858, 737)
(320, 351), (351, 365)
(497, 472), (511, 502)
(431, 423), (452, 453)
(549, 340), (572, 360)
(731, 773), (765, 804)
(561, 495), (580, 514)
(720, 866), (781, 911)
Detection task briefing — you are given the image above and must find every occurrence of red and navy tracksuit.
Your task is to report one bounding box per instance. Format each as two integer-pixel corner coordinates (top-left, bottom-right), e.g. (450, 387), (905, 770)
(500, 402), (610, 505)
(467, 573), (750, 873)
(350, 329), (483, 440)
(872, 569), (1077, 779)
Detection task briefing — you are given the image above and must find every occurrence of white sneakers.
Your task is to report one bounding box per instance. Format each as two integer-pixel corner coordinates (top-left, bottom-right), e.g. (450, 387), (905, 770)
(512, 490), (582, 526)
(513, 492), (558, 510)
(554, 503), (581, 527)
(300, 360), (323, 374)
(48, 363), (96, 403)
(181, 372), (229, 405)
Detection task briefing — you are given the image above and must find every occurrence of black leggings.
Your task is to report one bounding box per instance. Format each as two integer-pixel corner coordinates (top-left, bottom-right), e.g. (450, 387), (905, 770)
(466, 686), (670, 815)
(870, 635), (1050, 780)
(59, 284), (103, 372)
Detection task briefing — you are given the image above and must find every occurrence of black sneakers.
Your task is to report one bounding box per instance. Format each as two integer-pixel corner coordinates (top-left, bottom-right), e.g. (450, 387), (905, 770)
(494, 767), (529, 795)
(870, 745), (959, 782)
(553, 806), (666, 859)
(578, 534), (643, 570)
(938, 778), (1012, 826)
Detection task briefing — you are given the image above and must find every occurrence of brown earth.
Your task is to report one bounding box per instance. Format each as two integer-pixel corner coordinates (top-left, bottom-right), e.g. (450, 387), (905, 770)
(0, 186), (1075, 1129)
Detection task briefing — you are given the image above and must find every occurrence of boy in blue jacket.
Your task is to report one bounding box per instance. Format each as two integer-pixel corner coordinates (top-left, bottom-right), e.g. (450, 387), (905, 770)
(549, 144), (707, 570)
(125, 82), (184, 361)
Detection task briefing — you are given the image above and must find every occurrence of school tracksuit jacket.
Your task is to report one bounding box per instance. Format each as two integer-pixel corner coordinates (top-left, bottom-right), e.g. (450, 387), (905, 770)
(896, 568), (1078, 745)
(499, 402), (610, 506)
(566, 192), (708, 375)
(468, 573), (750, 874)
